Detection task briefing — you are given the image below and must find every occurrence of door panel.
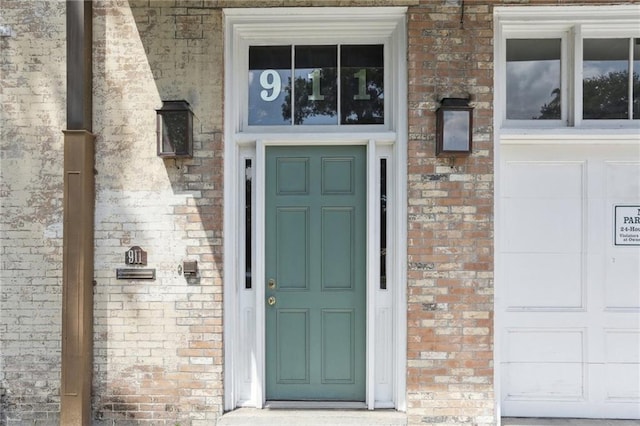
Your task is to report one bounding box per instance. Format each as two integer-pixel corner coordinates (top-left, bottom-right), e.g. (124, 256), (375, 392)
(276, 208), (309, 290)
(322, 310), (356, 383)
(321, 207), (355, 290)
(266, 145), (366, 401)
(276, 309), (309, 383)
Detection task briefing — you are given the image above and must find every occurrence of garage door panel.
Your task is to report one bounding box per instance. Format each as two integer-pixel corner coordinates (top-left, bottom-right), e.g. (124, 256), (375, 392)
(605, 330), (640, 363)
(605, 363), (640, 400)
(503, 161), (584, 198)
(605, 254), (640, 309)
(505, 329), (584, 363)
(504, 362), (584, 400)
(605, 162), (640, 199)
(502, 198), (583, 252)
(503, 253), (583, 309)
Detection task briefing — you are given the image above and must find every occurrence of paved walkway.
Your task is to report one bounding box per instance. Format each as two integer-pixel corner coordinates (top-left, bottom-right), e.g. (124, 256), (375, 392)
(216, 408), (407, 425)
(216, 409), (640, 425)
(503, 419), (640, 426)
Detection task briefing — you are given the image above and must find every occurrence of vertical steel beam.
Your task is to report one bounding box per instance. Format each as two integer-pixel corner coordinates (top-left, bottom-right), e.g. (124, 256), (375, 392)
(61, 130), (95, 426)
(62, 1), (94, 424)
(66, 0), (92, 131)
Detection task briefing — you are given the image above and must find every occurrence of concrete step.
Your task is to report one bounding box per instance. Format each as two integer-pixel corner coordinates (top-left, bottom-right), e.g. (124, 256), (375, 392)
(216, 408), (407, 426)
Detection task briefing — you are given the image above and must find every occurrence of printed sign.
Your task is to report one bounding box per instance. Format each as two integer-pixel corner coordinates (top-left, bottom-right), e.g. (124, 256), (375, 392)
(614, 205), (640, 246)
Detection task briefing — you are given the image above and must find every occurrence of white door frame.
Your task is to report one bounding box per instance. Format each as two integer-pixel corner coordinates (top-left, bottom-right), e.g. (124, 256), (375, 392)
(222, 7), (408, 411)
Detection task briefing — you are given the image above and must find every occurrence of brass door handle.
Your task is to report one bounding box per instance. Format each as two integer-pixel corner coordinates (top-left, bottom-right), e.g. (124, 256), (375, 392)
(267, 296), (276, 306)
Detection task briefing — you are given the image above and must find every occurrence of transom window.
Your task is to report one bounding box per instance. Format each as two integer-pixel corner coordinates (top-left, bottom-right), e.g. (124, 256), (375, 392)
(583, 38), (639, 120)
(506, 38), (561, 120)
(497, 6), (640, 128)
(248, 44), (384, 126)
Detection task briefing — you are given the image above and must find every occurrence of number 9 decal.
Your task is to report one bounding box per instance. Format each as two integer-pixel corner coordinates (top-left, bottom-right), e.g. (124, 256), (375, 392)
(259, 69), (281, 102)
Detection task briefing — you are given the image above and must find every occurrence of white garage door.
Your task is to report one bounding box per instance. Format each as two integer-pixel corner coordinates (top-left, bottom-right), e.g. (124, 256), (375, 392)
(498, 142), (640, 419)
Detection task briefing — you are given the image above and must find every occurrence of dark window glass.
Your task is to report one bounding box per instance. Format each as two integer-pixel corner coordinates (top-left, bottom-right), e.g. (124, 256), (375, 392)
(341, 45), (384, 124)
(634, 39), (640, 120)
(293, 46), (338, 125)
(506, 39), (561, 120)
(583, 38), (629, 119)
(248, 46), (292, 125)
(245, 159), (252, 289)
(380, 158), (387, 290)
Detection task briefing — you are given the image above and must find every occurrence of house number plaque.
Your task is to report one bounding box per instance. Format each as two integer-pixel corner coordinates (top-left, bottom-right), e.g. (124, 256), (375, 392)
(125, 246), (147, 265)
(117, 246), (154, 280)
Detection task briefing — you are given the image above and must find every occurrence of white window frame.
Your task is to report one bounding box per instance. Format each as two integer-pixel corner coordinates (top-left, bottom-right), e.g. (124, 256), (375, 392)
(495, 5), (640, 133)
(223, 7), (408, 412)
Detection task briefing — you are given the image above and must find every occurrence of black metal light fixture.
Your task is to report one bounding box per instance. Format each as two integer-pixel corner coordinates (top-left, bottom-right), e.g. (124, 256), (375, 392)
(436, 97), (473, 156)
(156, 100), (193, 158)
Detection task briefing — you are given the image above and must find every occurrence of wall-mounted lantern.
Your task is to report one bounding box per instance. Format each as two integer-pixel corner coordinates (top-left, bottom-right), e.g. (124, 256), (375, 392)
(156, 100), (193, 158)
(436, 97), (473, 156)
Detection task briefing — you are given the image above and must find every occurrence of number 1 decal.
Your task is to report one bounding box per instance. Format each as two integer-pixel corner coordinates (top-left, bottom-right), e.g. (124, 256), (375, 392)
(307, 69), (325, 101)
(353, 69), (370, 100)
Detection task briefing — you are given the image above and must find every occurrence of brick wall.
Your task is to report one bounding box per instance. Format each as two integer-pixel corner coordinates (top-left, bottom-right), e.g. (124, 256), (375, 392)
(0, 1), (66, 424)
(91, 1), (224, 424)
(406, 2), (495, 425)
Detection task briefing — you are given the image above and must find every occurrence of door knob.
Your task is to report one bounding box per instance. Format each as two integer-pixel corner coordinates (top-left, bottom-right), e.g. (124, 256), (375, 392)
(267, 296), (276, 306)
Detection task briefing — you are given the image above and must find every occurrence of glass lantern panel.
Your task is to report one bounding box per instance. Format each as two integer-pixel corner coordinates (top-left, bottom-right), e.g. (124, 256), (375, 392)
(161, 111), (188, 154)
(442, 110), (470, 152)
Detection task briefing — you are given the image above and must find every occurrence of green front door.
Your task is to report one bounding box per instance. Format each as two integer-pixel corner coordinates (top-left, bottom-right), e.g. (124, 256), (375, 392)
(265, 145), (366, 401)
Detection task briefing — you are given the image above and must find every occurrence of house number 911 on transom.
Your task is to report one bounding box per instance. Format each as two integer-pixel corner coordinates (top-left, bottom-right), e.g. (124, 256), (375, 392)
(258, 68), (371, 102)
(248, 44), (384, 126)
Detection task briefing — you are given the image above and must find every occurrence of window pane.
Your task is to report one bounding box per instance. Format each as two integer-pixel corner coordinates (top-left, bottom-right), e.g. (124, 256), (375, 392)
(245, 159), (252, 289)
(294, 46), (338, 125)
(341, 45), (384, 125)
(506, 39), (561, 120)
(583, 38), (629, 119)
(379, 158), (387, 290)
(634, 39), (640, 120)
(248, 46), (291, 125)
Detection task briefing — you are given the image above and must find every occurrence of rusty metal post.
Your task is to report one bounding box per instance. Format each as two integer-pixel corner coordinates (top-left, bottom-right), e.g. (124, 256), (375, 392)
(62, 1), (94, 424)
(61, 130), (95, 426)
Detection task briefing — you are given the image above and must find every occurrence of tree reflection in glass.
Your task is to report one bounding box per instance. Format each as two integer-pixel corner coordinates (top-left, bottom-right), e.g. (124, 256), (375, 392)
(583, 38), (629, 119)
(290, 46), (338, 125)
(341, 45), (384, 124)
(248, 46), (292, 126)
(506, 38), (561, 120)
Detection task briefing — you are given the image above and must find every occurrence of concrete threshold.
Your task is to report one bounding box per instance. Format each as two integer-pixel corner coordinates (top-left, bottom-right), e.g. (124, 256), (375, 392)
(502, 419), (640, 425)
(216, 408), (408, 426)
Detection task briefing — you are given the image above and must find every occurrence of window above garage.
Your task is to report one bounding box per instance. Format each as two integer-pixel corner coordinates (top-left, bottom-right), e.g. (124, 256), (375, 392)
(496, 5), (640, 131)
